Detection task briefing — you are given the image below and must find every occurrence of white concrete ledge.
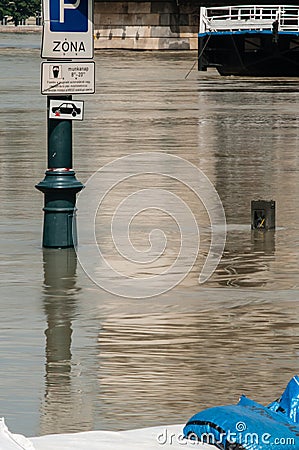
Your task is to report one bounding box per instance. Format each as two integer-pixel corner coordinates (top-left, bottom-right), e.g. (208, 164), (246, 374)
(0, 25), (42, 33)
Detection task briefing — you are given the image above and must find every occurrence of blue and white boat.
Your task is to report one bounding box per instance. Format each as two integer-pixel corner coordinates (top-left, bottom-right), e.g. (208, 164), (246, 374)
(198, 5), (299, 76)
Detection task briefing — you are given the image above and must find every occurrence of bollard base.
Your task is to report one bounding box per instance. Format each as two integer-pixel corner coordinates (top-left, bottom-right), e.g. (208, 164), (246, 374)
(36, 170), (84, 248)
(42, 207), (78, 249)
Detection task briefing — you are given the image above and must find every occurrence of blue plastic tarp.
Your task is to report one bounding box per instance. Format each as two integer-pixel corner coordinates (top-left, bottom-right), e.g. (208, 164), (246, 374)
(183, 376), (299, 450)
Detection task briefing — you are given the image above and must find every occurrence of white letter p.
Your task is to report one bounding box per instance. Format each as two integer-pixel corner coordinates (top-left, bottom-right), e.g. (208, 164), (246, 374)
(59, 0), (81, 23)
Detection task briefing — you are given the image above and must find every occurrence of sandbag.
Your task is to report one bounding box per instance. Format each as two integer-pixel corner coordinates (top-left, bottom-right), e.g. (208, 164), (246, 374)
(0, 418), (35, 450)
(183, 376), (299, 450)
(268, 375), (299, 424)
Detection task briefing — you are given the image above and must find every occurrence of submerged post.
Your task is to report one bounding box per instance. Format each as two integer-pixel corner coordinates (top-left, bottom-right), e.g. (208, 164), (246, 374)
(251, 200), (276, 230)
(36, 96), (84, 248)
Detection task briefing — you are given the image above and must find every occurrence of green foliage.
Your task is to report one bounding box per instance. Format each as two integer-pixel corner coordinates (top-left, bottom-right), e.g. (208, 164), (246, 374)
(0, 0), (41, 25)
(0, 0), (11, 21)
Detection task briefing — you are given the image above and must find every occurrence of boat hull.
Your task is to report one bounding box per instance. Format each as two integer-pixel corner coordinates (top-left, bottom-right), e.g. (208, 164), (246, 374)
(198, 32), (299, 76)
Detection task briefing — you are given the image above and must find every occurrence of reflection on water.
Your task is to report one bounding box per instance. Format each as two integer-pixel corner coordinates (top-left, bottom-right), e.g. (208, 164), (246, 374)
(0, 34), (299, 436)
(0, 33), (41, 49)
(214, 229), (276, 288)
(96, 301), (299, 430)
(41, 249), (92, 434)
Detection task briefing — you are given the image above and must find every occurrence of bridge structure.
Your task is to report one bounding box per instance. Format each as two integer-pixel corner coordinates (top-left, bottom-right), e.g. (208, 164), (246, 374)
(94, 1), (286, 50)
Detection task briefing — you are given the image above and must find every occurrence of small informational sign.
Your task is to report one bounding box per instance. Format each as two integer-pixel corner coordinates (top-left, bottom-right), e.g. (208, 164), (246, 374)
(42, 0), (93, 59)
(49, 99), (84, 120)
(41, 61), (95, 95)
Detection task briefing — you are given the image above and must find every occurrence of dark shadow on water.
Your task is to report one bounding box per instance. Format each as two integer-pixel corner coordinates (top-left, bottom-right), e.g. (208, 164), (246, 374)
(40, 248), (85, 435)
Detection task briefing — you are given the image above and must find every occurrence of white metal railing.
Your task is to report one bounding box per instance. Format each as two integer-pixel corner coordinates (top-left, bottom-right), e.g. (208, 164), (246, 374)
(199, 5), (299, 33)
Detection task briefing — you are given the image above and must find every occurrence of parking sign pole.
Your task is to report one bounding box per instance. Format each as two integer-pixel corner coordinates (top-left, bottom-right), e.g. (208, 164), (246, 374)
(47, 96), (72, 168)
(36, 96), (84, 248)
(37, 0), (94, 248)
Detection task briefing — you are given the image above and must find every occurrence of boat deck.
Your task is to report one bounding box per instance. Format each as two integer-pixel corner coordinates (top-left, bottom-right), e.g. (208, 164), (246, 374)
(200, 5), (299, 34)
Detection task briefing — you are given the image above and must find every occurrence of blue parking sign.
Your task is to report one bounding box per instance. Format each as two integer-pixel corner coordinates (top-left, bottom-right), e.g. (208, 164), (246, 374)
(42, 0), (93, 59)
(50, 0), (88, 32)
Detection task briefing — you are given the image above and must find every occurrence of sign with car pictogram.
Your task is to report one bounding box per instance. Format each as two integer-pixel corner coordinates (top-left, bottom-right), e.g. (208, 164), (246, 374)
(41, 61), (95, 94)
(42, 0), (94, 59)
(49, 99), (84, 120)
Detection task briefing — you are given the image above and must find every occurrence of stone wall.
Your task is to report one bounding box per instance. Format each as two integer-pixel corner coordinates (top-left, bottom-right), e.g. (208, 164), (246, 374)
(94, 1), (200, 50)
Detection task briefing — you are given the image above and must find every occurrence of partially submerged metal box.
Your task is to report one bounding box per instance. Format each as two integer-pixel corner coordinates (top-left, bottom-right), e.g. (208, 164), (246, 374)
(251, 200), (275, 230)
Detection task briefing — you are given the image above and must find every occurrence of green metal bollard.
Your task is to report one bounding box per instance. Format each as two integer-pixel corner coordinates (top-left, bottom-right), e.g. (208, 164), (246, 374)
(36, 96), (84, 248)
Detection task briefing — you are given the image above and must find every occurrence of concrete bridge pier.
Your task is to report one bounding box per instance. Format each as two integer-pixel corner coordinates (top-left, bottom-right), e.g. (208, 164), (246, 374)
(94, 1), (200, 50)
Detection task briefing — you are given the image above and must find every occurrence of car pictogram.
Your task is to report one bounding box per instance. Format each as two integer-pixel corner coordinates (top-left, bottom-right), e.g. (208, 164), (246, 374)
(52, 102), (81, 117)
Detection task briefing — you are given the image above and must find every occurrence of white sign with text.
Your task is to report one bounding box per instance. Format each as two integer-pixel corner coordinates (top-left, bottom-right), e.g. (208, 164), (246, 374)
(41, 61), (95, 94)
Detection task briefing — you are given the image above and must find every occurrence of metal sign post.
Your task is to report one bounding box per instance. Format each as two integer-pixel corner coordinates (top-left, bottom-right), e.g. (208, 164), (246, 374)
(36, 95), (84, 248)
(36, 0), (95, 248)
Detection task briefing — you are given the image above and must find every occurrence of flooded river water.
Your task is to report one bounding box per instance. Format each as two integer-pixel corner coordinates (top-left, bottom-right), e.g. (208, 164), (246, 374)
(0, 33), (299, 437)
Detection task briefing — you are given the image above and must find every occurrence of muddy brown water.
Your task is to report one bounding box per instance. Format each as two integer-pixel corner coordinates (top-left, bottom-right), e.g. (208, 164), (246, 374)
(0, 33), (299, 437)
